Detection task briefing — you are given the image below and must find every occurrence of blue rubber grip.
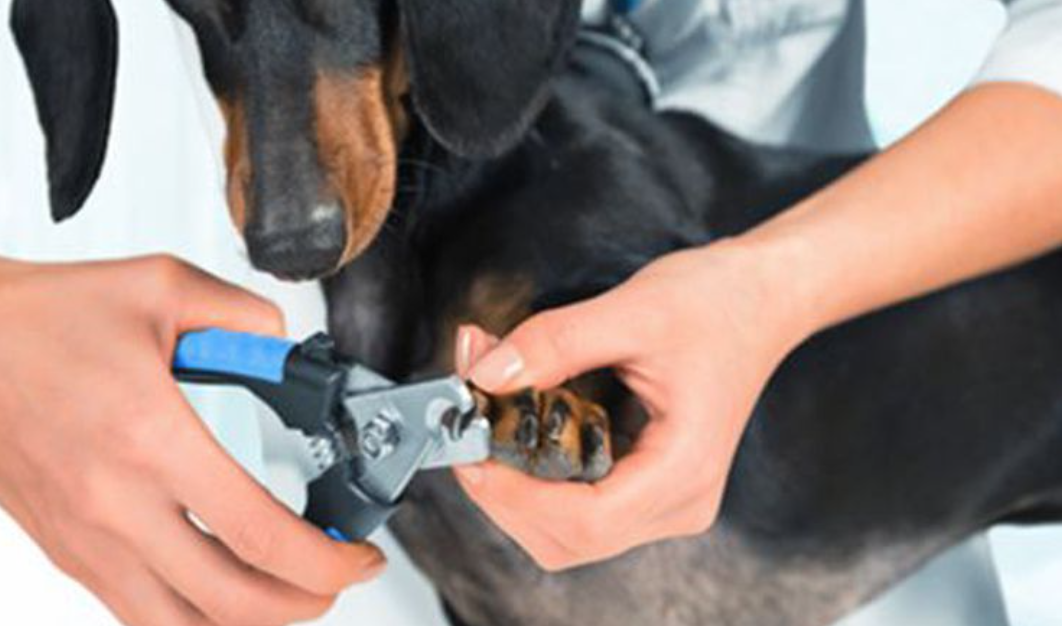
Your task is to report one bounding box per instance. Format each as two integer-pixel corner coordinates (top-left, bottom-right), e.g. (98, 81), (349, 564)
(173, 329), (297, 384)
(325, 527), (351, 543)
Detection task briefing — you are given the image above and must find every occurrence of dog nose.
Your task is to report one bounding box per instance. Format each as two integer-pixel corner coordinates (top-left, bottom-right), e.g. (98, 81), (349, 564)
(245, 205), (347, 280)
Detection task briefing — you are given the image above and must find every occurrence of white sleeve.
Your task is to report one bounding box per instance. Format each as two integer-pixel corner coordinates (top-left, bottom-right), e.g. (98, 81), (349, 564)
(973, 0), (1062, 96)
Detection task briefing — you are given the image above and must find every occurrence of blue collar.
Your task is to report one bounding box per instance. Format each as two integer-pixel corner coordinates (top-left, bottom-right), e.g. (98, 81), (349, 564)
(610, 0), (643, 15)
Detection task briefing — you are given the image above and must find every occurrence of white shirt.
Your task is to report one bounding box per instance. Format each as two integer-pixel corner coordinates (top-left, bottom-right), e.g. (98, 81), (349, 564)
(582, 0), (1062, 152)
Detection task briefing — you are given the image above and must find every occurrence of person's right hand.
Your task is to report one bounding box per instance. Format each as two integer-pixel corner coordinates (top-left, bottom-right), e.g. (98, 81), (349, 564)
(0, 255), (385, 626)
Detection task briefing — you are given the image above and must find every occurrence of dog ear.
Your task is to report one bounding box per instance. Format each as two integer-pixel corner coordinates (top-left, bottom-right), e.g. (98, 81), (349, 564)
(397, 0), (580, 158)
(9, 0), (118, 222)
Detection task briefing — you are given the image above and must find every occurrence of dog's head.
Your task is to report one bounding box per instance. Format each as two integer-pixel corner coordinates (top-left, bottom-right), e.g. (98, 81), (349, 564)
(10, 0), (580, 279)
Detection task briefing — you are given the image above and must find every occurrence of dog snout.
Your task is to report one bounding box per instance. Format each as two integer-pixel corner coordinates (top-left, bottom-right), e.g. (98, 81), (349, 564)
(244, 203), (347, 280)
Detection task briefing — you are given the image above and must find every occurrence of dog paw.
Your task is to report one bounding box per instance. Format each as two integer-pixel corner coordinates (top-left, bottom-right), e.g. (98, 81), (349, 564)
(474, 387), (613, 482)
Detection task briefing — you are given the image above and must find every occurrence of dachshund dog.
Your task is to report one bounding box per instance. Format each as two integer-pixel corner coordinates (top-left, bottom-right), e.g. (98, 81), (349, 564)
(12, 0), (1062, 624)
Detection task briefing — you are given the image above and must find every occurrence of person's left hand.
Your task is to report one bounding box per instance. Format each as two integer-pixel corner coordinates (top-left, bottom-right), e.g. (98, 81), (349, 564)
(452, 243), (811, 570)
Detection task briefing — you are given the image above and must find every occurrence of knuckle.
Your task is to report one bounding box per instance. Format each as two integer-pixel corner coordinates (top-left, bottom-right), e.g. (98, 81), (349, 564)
(114, 412), (178, 475)
(142, 253), (185, 279)
(76, 467), (121, 532)
(229, 518), (279, 568)
(681, 499), (721, 537)
(204, 594), (256, 626)
(45, 545), (87, 580)
(140, 255), (188, 300)
(254, 299), (286, 333)
(531, 312), (574, 376)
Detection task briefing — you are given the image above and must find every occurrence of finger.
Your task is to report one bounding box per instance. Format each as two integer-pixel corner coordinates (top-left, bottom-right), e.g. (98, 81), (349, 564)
(163, 394), (386, 595)
(455, 325), (499, 377)
(171, 261), (286, 336)
(456, 472), (581, 571)
(126, 495), (336, 626)
(95, 568), (208, 626)
(73, 528), (207, 626)
(455, 413), (702, 566)
(554, 395), (727, 543)
(455, 463), (597, 569)
(132, 255), (286, 338)
(456, 459), (638, 563)
(467, 290), (641, 393)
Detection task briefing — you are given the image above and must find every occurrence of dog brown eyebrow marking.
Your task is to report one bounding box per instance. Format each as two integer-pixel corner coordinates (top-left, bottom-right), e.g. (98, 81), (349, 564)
(383, 43), (411, 144)
(219, 98), (251, 232)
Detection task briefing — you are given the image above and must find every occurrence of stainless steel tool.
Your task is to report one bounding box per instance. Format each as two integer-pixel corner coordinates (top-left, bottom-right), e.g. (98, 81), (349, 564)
(173, 329), (491, 541)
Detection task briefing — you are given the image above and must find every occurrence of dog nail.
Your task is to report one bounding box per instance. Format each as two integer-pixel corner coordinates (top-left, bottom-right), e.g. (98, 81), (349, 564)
(516, 411), (539, 449)
(546, 399), (569, 440)
(468, 344), (524, 390)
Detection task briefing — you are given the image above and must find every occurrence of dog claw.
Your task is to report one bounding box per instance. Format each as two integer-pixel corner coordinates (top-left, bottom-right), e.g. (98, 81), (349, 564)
(483, 387), (613, 482)
(516, 409), (539, 450)
(545, 397), (570, 441)
(581, 421), (613, 482)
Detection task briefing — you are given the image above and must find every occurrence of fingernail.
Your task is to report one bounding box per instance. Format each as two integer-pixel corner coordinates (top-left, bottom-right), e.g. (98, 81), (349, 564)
(457, 326), (473, 377)
(467, 344), (524, 391)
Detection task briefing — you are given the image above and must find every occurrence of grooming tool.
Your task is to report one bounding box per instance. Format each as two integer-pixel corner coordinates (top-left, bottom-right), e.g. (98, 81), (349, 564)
(173, 329), (491, 541)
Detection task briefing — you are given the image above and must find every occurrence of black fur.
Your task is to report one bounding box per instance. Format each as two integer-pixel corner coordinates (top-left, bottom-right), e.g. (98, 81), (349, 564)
(9, 0), (580, 243)
(16, 0), (1062, 623)
(10, 0), (118, 221)
(322, 21), (1062, 626)
(399, 0), (582, 158)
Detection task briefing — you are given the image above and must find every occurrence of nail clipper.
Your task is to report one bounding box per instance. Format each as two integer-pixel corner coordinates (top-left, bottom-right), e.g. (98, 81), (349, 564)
(172, 329), (490, 541)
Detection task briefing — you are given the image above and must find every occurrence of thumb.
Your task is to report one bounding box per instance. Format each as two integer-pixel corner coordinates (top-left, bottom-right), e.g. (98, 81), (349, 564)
(467, 290), (635, 393)
(152, 257), (286, 338)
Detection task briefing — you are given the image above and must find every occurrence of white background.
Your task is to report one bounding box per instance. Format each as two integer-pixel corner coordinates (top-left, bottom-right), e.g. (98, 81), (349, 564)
(0, 0), (1060, 624)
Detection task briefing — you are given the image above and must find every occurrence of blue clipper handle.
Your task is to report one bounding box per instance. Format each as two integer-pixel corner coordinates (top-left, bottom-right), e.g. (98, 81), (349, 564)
(173, 329), (297, 384)
(173, 329), (400, 541)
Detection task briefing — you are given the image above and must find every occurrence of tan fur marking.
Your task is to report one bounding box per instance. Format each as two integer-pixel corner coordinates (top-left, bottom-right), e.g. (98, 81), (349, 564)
(384, 42), (411, 145)
(435, 274), (537, 373)
(218, 98), (250, 231)
(216, 45), (409, 270)
(543, 389), (585, 467)
(314, 68), (398, 264)
(463, 274), (536, 337)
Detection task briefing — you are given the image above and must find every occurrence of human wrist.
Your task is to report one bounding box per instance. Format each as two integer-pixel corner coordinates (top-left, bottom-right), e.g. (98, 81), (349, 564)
(703, 228), (831, 352)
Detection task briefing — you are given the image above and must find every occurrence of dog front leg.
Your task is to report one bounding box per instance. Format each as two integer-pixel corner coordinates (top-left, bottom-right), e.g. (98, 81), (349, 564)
(323, 229), (423, 379)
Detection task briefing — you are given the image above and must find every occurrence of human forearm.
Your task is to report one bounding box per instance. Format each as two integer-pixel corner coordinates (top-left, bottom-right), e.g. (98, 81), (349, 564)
(731, 82), (1062, 341)
(454, 76), (1062, 572)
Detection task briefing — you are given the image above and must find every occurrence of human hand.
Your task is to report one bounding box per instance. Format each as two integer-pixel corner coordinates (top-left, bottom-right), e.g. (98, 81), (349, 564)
(0, 255), (384, 626)
(452, 243), (811, 570)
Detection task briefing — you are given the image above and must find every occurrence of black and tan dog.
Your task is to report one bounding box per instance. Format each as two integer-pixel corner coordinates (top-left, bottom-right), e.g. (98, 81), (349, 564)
(12, 0), (1062, 624)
